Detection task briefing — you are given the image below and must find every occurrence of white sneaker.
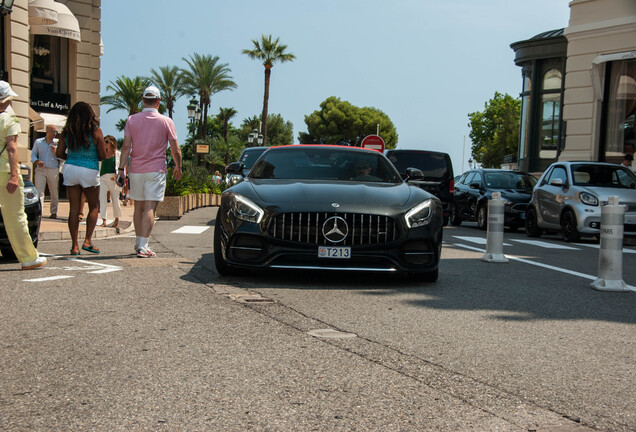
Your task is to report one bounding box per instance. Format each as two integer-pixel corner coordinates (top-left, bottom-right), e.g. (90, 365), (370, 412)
(22, 256), (47, 270)
(136, 247), (156, 258)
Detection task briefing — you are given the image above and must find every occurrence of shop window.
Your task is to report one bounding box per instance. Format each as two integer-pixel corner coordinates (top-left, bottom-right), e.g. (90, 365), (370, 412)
(604, 59), (636, 157)
(539, 69), (562, 160)
(31, 34), (69, 94)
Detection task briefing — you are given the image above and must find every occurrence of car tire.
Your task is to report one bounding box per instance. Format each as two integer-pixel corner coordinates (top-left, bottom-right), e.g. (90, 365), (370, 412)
(561, 209), (581, 242)
(450, 202), (462, 226)
(408, 267), (439, 282)
(525, 207), (543, 238)
(213, 219), (240, 276)
(0, 247), (17, 260)
(477, 205), (488, 230)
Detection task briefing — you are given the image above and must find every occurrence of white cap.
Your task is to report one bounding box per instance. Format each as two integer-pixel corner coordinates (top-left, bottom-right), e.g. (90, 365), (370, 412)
(0, 81), (18, 103)
(142, 85), (161, 99)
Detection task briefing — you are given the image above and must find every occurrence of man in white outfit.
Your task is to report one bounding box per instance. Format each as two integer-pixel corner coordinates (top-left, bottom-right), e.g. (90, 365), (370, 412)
(31, 124), (60, 218)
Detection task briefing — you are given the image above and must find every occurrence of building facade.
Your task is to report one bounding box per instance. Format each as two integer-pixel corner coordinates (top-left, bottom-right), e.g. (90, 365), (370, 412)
(1, 0), (101, 164)
(512, 0), (635, 172)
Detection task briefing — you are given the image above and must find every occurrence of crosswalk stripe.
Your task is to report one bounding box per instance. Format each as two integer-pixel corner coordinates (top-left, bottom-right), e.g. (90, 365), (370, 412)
(511, 239), (580, 250)
(452, 236), (512, 246)
(171, 226), (210, 234)
(574, 243), (636, 254)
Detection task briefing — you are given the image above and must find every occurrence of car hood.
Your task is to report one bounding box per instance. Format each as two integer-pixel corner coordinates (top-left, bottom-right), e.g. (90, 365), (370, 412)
(578, 186), (636, 202)
(242, 180), (419, 212)
(491, 189), (533, 202)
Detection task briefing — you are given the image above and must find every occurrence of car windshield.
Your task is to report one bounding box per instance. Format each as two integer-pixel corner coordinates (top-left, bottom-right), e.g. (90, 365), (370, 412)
(386, 152), (450, 180)
(483, 171), (537, 190)
(239, 148), (267, 170)
(250, 147), (402, 183)
(571, 164), (636, 188)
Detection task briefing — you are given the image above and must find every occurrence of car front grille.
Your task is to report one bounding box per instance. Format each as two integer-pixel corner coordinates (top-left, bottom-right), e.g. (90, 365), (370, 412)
(269, 212), (398, 246)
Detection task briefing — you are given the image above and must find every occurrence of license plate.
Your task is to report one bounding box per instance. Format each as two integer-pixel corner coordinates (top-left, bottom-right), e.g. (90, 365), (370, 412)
(318, 246), (351, 259)
(520, 213), (526, 220)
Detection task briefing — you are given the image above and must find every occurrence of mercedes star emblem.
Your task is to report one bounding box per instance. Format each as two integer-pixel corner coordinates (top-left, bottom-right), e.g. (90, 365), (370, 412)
(322, 216), (349, 243)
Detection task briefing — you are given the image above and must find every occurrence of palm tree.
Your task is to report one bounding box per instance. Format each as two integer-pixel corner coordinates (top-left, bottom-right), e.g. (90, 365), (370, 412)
(100, 75), (149, 117)
(180, 53), (237, 140)
(148, 66), (185, 119)
(217, 107), (237, 164)
(242, 35), (296, 146)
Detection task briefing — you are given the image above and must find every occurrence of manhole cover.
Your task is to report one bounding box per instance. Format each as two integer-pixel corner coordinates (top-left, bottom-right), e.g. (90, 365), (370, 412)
(308, 329), (357, 339)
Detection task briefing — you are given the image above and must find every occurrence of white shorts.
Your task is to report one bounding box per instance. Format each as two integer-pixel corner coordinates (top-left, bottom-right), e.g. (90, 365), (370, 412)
(129, 172), (166, 202)
(62, 164), (100, 188)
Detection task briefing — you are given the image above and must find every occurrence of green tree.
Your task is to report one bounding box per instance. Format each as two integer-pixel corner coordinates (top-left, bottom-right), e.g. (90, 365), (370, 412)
(242, 35), (296, 146)
(217, 107), (237, 164)
(181, 53), (237, 140)
(101, 75), (150, 116)
(205, 135), (244, 169)
(148, 65), (185, 119)
(468, 92), (521, 168)
(238, 114), (293, 146)
(299, 96), (398, 148)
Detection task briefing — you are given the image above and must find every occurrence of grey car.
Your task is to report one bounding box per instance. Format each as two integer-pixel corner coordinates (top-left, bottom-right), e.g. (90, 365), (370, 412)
(525, 161), (636, 241)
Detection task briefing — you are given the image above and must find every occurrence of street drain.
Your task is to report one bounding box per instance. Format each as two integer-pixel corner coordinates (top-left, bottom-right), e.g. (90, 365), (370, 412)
(308, 329), (357, 339)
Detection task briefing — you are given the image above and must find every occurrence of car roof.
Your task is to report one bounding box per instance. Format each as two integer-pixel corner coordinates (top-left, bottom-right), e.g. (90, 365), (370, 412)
(269, 144), (381, 154)
(384, 149), (450, 156)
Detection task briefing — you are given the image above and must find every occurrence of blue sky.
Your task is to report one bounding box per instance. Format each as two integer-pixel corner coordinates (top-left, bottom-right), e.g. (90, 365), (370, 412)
(100, 0), (571, 174)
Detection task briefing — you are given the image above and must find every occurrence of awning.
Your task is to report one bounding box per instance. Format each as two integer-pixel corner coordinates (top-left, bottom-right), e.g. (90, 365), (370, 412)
(28, 0), (58, 25)
(29, 107), (44, 129)
(30, 1), (81, 42)
(35, 112), (67, 132)
(590, 50), (636, 100)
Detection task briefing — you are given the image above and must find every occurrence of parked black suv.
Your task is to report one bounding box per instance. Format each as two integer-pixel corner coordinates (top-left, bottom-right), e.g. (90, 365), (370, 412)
(451, 168), (537, 230)
(385, 149), (454, 225)
(0, 165), (42, 259)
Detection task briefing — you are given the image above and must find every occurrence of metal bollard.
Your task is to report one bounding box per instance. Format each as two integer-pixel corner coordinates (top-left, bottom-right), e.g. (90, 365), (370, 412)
(591, 196), (629, 292)
(481, 192), (509, 263)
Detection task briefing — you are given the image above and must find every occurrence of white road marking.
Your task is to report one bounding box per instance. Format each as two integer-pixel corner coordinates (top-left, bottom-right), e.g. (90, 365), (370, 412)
(171, 226), (210, 234)
(65, 257), (123, 274)
(24, 275), (74, 282)
(452, 236), (512, 246)
(574, 243), (636, 254)
(511, 239), (580, 250)
(453, 243), (636, 291)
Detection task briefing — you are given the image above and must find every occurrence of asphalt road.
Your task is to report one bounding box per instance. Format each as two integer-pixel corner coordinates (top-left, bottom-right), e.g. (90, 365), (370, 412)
(0, 206), (634, 431)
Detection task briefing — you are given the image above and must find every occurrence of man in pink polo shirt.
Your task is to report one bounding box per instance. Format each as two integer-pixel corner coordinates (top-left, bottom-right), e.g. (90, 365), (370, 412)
(119, 85), (182, 258)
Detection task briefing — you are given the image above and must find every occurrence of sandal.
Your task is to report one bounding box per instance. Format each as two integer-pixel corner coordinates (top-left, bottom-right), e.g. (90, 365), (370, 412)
(70, 249), (80, 256)
(81, 244), (100, 254)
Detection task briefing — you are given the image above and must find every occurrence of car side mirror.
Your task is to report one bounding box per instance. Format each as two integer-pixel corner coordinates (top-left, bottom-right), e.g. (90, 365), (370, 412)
(225, 162), (244, 175)
(405, 167), (424, 181)
(469, 182), (481, 190)
(550, 178), (564, 187)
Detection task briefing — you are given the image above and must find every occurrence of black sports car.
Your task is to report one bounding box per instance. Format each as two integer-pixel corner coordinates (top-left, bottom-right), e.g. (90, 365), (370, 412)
(214, 145), (443, 281)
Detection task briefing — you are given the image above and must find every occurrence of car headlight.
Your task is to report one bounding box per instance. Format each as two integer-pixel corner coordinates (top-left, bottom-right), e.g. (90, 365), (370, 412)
(405, 199), (433, 228)
(579, 192), (598, 206)
(23, 185), (39, 206)
(230, 194), (264, 224)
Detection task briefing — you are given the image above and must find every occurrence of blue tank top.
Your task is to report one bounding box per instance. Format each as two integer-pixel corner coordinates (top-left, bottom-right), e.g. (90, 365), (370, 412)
(65, 135), (99, 171)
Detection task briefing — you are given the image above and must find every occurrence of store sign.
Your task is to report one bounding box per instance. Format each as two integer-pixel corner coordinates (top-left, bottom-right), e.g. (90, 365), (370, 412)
(30, 90), (70, 114)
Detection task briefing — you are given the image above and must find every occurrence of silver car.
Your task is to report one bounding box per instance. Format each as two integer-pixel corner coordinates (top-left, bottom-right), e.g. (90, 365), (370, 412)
(525, 161), (636, 241)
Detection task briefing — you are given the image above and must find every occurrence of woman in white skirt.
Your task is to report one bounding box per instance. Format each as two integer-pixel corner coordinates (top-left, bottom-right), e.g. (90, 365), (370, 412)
(99, 135), (122, 228)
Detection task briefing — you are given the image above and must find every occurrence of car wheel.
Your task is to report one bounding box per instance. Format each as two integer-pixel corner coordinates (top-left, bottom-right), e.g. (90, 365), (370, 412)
(213, 218), (240, 276)
(525, 207), (543, 238)
(561, 209), (581, 242)
(0, 247), (17, 260)
(477, 205), (488, 230)
(450, 202), (462, 226)
(408, 267), (439, 282)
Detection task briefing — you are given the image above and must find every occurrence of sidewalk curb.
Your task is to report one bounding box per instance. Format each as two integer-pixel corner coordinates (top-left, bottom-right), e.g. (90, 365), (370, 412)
(39, 222), (134, 241)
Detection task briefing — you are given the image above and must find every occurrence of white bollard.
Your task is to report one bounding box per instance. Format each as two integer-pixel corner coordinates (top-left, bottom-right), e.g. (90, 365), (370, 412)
(591, 196), (629, 292)
(481, 192), (509, 263)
